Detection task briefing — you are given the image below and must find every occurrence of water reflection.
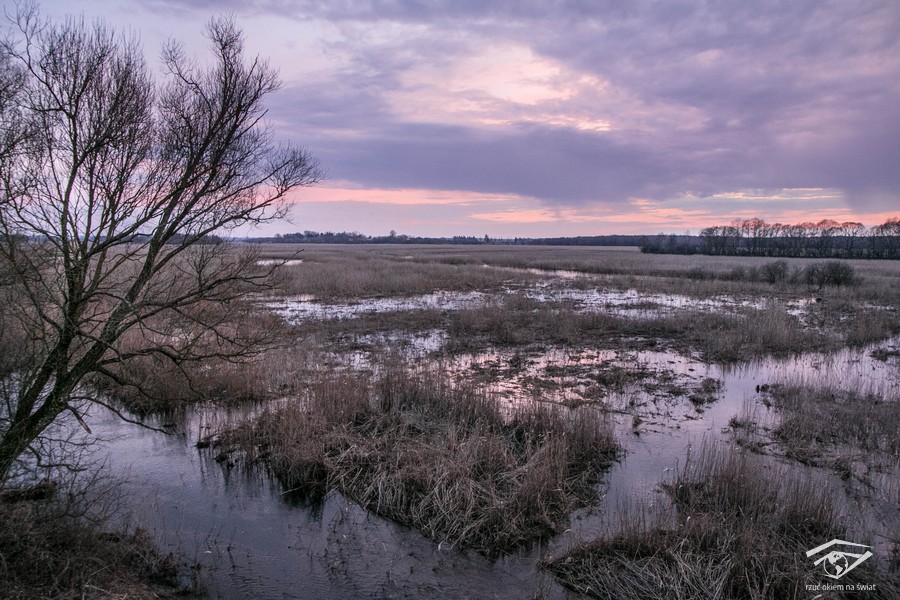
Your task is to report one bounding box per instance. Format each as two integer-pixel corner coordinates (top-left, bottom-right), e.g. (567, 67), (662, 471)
(91, 335), (899, 598)
(264, 285), (829, 324)
(93, 401), (566, 599)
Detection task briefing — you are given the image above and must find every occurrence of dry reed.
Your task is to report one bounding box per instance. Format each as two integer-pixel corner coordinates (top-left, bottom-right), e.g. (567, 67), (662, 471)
(764, 382), (899, 469)
(544, 441), (897, 599)
(225, 366), (619, 554)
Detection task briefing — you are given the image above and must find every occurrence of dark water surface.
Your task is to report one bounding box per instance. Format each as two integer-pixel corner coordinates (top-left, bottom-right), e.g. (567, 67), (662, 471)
(92, 336), (899, 598)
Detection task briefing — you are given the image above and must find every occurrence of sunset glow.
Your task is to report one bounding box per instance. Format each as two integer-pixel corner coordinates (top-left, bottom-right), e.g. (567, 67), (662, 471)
(40, 0), (900, 237)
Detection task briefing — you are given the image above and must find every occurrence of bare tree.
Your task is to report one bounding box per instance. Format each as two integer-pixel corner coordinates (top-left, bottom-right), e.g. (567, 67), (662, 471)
(0, 7), (322, 483)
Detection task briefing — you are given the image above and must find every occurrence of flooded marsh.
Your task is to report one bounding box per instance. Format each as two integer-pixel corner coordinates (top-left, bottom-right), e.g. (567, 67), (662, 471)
(85, 246), (900, 598)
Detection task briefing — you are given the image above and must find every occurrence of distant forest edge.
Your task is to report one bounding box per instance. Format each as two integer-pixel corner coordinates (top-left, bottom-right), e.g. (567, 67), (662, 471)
(641, 217), (900, 259)
(253, 231), (648, 246)
(251, 217), (900, 259)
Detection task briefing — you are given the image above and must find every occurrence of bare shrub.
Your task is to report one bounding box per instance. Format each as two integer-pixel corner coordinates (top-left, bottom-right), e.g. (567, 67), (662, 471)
(804, 261), (857, 287)
(728, 265), (749, 281)
(685, 267), (713, 281)
(0, 472), (189, 599)
(760, 259), (789, 284)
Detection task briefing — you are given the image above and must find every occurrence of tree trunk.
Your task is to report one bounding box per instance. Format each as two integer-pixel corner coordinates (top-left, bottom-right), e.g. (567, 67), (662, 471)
(0, 419), (40, 484)
(0, 393), (67, 484)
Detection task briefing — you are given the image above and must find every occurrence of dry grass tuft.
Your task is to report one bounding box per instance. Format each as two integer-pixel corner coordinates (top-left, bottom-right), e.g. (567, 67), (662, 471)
(272, 250), (525, 298)
(544, 441), (898, 600)
(447, 297), (830, 362)
(226, 367), (619, 554)
(764, 382), (899, 468)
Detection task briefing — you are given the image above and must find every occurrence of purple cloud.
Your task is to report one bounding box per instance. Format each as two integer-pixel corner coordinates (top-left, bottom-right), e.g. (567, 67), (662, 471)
(46, 0), (900, 232)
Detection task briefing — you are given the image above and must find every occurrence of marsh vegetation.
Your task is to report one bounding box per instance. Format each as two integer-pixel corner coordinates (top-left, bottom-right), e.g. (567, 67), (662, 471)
(5, 243), (899, 598)
(544, 441), (898, 600)
(220, 367), (618, 554)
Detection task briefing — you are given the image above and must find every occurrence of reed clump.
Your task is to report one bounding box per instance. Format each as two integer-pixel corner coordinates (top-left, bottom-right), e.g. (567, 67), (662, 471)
(447, 296), (830, 362)
(764, 382), (899, 466)
(544, 442), (896, 599)
(227, 367), (619, 554)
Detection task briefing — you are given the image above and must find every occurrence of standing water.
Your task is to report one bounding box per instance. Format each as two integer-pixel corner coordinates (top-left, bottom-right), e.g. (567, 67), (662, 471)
(91, 337), (899, 598)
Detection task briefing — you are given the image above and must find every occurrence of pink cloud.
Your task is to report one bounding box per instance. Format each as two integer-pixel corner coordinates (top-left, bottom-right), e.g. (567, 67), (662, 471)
(288, 182), (529, 206)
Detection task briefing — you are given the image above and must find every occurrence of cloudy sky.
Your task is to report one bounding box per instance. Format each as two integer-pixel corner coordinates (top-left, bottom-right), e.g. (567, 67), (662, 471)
(36, 1), (900, 237)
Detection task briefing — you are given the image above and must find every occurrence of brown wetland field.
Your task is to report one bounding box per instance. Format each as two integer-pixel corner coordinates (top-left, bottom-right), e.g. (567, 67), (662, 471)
(8, 244), (899, 599)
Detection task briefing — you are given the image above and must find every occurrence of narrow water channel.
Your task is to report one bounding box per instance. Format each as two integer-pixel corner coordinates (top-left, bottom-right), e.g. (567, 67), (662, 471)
(91, 337), (899, 598)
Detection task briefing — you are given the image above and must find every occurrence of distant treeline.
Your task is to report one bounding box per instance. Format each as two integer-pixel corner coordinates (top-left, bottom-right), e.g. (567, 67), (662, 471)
(251, 218), (900, 259)
(641, 218), (900, 259)
(256, 231), (646, 246)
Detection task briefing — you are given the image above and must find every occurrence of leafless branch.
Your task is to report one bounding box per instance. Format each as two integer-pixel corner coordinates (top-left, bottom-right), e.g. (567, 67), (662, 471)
(0, 7), (322, 481)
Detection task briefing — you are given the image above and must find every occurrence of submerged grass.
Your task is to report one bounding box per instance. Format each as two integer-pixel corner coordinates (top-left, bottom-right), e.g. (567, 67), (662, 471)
(250, 245), (900, 370)
(225, 367), (619, 554)
(257, 244), (900, 307)
(544, 441), (897, 600)
(762, 381), (899, 472)
(446, 296), (831, 362)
